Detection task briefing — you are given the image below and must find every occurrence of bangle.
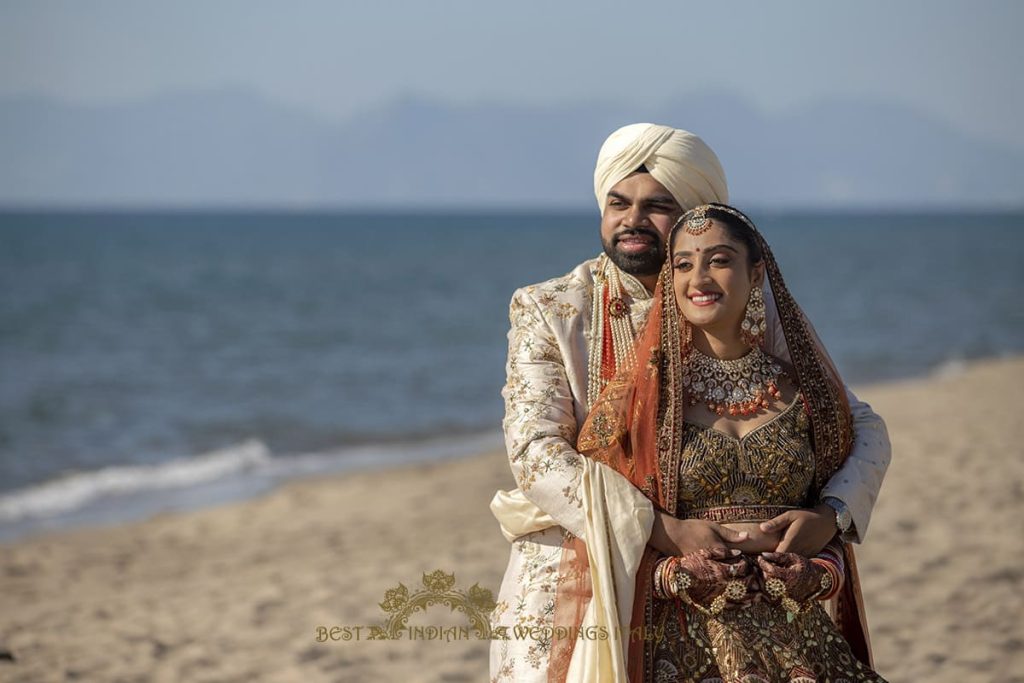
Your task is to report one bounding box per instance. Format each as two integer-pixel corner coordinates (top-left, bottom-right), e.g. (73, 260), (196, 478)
(653, 557), (683, 601)
(810, 558), (842, 601)
(653, 558), (671, 600)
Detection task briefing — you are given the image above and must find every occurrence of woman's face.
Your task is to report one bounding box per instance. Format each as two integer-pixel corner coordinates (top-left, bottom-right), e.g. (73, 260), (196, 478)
(671, 220), (763, 338)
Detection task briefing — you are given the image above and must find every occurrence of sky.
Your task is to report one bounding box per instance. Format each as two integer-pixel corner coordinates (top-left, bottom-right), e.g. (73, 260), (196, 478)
(1, 0), (1022, 150)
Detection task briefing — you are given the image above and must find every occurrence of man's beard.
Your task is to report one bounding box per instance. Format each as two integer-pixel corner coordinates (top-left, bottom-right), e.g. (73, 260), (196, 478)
(602, 229), (665, 277)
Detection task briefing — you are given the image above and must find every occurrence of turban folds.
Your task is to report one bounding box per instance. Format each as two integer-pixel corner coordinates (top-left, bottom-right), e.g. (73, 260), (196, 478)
(594, 123), (728, 215)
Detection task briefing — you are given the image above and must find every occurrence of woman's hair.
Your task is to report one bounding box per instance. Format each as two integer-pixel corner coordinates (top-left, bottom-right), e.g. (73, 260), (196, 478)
(670, 203), (763, 267)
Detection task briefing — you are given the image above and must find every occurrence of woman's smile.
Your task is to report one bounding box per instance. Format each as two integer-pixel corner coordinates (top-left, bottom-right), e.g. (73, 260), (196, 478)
(689, 291), (722, 306)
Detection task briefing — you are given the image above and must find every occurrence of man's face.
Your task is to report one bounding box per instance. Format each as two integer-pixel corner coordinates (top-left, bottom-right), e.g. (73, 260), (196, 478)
(600, 172), (682, 277)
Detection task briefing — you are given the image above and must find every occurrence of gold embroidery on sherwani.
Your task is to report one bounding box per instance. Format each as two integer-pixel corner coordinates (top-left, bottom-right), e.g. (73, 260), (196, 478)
(492, 258), (654, 681)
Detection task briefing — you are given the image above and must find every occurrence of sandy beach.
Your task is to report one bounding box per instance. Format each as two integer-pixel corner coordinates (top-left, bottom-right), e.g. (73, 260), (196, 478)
(2, 356), (1023, 682)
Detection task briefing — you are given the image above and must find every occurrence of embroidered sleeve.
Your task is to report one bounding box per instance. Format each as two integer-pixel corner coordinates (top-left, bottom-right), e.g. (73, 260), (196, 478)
(767, 288), (891, 544)
(819, 387), (891, 543)
(501, 288), (587, 539)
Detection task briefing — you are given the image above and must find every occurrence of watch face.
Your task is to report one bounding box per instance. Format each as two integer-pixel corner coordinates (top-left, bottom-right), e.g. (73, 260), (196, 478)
(825, 498), (851, 532)
(836, 508), (852, 532)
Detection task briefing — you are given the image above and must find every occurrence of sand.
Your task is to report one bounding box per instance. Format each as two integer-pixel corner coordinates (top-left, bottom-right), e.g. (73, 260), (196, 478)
(2, 356), (1023, 682)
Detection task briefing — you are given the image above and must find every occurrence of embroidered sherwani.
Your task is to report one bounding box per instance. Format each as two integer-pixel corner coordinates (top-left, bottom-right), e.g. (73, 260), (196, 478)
(489, 256), (891, 682)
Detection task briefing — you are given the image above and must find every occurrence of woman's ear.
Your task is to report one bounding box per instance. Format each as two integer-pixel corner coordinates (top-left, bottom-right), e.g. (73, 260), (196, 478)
(752, 261), (766, 288)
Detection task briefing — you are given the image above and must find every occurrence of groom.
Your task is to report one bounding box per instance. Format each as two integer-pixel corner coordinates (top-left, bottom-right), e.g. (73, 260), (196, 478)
(501, 123), (890, 558)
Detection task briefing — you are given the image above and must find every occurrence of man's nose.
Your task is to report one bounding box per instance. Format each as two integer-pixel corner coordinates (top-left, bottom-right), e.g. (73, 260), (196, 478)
(622, 204), (648, 228)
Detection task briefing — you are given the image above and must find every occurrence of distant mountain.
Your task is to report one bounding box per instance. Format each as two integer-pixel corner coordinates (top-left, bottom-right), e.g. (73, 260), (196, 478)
(1, 88), (1021, 208)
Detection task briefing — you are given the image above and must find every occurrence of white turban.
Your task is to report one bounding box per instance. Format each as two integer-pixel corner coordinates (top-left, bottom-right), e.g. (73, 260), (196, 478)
(593, 123), (728, 215)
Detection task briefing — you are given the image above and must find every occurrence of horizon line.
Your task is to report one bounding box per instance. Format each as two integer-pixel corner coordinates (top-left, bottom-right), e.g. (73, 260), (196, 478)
(2, 203), (1023, 217)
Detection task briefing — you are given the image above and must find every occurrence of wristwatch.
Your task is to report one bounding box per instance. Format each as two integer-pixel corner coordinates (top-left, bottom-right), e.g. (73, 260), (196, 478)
(821, 497), (853, 534)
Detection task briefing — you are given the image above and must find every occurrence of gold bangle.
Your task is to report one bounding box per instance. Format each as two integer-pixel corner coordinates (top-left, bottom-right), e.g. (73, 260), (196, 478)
(653, 558), (671, 600)
(654, 557), (685, 601)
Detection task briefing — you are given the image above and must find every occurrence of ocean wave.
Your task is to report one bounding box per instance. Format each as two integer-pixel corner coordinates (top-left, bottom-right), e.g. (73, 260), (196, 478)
(0, 431), (503, 538)
(0, 439), (272, 522)
(930, 357), (969, 379)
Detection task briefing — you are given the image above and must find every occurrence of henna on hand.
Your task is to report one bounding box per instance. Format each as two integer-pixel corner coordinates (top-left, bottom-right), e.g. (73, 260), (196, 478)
(756, 551), (827, 604)
(675, 548), (757, 608)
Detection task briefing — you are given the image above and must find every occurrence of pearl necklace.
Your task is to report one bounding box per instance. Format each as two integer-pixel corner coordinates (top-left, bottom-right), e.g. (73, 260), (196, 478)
(587, 255), (637, 407)
(681, 346), (784, 416)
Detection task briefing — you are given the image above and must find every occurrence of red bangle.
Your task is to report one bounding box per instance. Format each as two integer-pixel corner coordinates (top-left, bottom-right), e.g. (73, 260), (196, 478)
(810, 558), (842, 601)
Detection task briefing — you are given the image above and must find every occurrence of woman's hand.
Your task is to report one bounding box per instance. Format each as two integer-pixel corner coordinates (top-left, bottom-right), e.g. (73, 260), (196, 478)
(675, 548), (757, 608)
(756, 551), (828, 604)
(649, 510), (749, 556)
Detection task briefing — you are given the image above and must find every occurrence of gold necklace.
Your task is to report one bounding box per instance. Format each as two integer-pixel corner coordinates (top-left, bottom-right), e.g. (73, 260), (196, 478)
(681, 346), (784, 416)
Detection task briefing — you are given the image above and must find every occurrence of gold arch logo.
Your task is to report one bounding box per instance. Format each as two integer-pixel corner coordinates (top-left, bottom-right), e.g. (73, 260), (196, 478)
(369, 569), (497, 640)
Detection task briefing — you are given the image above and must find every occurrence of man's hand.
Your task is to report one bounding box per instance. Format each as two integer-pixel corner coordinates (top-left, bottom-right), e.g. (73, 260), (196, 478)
(759, 503), (838, 556)
(649, 510), (749, 556)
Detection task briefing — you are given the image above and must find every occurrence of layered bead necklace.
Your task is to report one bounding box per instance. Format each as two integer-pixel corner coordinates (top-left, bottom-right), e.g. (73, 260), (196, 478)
(587, 255), (638, 407)
(681, 346), (785, 416)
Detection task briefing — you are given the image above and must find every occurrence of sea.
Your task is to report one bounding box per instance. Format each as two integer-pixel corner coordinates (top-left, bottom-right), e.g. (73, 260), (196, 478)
(1, 210), (1023, 541)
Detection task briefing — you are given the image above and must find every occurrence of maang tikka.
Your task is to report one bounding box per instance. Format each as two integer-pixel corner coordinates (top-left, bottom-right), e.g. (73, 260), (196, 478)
(741, 284), (766, 349)
(683, 205), (712, 235)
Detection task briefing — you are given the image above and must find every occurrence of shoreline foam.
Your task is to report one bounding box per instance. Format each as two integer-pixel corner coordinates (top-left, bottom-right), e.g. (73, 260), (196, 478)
(0, 431), (501, 543)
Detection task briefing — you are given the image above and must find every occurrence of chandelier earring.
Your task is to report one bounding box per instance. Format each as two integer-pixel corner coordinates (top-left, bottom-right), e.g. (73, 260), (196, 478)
(741, 284), (766, 349)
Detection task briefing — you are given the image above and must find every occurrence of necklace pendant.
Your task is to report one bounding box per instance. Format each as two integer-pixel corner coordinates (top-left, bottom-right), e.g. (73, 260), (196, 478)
(608, 296), (628, 318)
